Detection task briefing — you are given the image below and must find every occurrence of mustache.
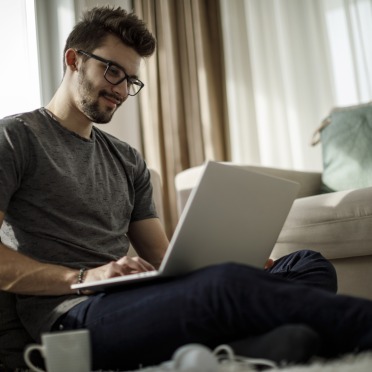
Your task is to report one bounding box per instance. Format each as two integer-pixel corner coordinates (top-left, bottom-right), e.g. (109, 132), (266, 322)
(99, 90), (124, 105)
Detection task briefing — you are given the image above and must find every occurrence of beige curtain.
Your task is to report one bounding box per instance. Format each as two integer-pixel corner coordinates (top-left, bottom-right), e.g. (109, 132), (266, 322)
(135, 0), (229, 236)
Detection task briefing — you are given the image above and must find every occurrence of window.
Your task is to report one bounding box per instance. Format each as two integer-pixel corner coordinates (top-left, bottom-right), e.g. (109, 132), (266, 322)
(323, 0), (372, 104)
(0, 0), (40, 119)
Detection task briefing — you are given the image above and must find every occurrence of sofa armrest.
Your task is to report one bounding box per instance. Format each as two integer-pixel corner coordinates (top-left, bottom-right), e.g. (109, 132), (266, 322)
(272, 186), (372, 260)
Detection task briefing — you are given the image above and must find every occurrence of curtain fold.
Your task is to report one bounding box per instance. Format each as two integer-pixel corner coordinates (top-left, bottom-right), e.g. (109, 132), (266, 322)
(135, 0), (228, 235)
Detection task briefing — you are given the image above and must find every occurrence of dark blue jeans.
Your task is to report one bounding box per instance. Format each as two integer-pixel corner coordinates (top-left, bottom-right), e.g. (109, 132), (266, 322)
(56, 250), (372, 370)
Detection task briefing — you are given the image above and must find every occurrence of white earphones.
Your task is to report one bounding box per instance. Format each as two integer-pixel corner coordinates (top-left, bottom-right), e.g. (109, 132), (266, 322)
(157, 343), (277, 371)
(163, 344), (220, 371)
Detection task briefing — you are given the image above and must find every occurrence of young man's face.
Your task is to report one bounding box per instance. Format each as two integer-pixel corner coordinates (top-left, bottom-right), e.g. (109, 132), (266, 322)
(75, 35), (142, 124)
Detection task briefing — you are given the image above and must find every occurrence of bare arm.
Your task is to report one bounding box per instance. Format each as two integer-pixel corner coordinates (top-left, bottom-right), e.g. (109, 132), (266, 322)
(127, 217), (169, 269)
(0, 212), (164, 296)
(0, 211), (79, 295)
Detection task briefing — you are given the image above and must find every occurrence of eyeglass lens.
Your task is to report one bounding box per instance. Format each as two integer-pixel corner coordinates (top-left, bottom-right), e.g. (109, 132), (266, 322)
(104, 65), (142, 96)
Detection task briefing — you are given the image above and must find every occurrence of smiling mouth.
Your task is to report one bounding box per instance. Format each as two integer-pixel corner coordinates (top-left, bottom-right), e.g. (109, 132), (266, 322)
(101, 93), (123, 107)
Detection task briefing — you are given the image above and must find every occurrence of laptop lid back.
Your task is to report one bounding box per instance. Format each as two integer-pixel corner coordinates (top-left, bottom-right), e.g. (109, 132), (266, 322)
(160, 161), (299, 276)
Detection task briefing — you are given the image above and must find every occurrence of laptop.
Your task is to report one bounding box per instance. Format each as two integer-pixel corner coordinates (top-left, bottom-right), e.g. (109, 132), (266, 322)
(72, 161), (299, 292)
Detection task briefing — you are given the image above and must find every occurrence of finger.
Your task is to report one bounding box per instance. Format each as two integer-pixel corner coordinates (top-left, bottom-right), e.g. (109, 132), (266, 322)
(264, 258), (275, 270)
(132, 256), (155, 271)
(116, 256), (152, 273)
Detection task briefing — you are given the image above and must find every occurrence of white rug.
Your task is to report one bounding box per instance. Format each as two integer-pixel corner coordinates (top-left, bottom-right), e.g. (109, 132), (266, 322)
(133, 350), (372, 372)
(269, 352), (372, 372)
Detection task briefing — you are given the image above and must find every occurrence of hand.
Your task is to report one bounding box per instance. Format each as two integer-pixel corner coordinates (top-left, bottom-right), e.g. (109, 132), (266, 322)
(264, 258), (275, 270)
(84, 256), (155, 283)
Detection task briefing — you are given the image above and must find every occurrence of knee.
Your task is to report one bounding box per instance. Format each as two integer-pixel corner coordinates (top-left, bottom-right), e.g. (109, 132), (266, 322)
(275, 250), (338, 293)
(296, 251), (336, 274)
(309, 252), (338, 293)
(281, 250), (332, 270)
(287, 249), (326, 262)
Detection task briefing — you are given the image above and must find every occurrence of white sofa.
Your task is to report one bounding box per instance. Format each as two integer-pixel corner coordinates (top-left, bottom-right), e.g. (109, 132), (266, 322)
(174, 163), (372, 301)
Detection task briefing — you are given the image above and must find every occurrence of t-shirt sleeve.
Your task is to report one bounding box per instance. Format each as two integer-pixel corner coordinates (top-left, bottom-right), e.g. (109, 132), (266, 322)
(130, 153), (158, 222)
(0, 118), (30, 213)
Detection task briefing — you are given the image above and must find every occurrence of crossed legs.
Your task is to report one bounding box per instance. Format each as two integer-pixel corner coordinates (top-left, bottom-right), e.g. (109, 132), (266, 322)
(55, 251), (371, 370)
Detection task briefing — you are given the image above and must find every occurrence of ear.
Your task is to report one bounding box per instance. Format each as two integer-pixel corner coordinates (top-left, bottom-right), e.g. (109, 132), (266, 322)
(65, 49), (78, 71)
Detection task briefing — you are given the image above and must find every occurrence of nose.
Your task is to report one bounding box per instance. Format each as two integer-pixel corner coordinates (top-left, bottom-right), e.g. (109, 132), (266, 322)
(112, 79), (129, 100)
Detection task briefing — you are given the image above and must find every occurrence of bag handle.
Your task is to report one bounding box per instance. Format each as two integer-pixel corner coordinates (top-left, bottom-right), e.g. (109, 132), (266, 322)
(311, 116), (331, 146)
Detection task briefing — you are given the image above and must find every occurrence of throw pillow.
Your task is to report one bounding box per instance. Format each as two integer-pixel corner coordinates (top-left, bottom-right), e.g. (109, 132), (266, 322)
(312, 102), (372, 193)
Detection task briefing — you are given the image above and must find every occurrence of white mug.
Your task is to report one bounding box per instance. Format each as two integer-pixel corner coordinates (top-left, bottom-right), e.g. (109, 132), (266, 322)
(24, 329), (91, 372)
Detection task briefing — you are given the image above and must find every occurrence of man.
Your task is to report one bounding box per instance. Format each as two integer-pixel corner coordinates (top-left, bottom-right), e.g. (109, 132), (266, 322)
(0, 6), (372, 371)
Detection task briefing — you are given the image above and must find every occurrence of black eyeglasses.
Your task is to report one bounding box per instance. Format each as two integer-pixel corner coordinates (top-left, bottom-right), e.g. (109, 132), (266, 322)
(77, 50), (144, 96)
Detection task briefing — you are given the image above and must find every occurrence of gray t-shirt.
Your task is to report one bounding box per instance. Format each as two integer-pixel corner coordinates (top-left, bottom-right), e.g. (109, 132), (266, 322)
(0, 108), (157, 340)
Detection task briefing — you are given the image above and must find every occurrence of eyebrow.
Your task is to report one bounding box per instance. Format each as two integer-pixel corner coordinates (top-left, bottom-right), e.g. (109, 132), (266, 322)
(106, 58), (139, 80)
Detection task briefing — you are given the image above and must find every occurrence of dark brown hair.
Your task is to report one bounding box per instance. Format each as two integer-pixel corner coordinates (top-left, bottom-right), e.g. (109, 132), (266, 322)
(63, 6), (156, 73)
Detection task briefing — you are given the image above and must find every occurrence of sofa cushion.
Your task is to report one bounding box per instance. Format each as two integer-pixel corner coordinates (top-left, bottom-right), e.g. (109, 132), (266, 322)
(313, 102), (372, 193)
(272, 186), (372, 261)
(0, 291), (34, 369)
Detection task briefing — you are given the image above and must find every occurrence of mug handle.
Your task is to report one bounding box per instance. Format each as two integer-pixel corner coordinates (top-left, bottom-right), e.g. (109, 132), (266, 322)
(24, 344), (46, 372)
